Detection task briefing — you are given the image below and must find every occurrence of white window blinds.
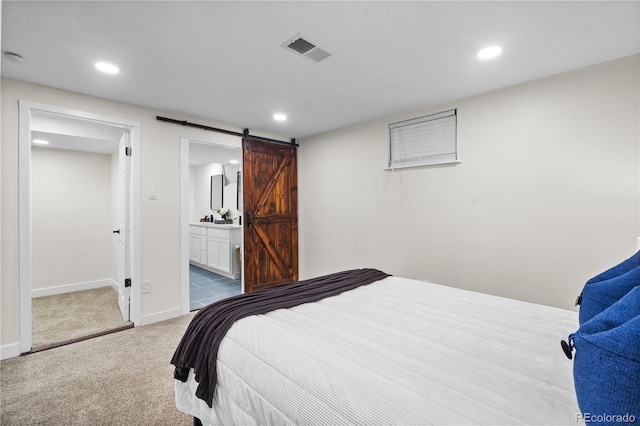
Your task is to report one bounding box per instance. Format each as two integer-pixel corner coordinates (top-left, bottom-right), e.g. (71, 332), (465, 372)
(389, 109), (457, 169)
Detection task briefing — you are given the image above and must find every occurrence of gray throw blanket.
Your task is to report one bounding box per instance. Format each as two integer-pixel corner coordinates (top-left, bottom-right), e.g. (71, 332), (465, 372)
(171, 268), (390, 407)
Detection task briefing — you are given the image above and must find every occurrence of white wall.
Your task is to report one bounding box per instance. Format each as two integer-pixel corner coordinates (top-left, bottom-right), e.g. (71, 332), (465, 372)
(190, 162), (241, 222)
(31, 147), (113, 291)
(298, 55), (640, 311)
(191, 162), (224, 221)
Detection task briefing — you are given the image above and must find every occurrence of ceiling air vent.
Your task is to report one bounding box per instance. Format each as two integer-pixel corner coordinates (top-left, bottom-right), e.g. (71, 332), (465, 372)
(281, 34), (332, 63)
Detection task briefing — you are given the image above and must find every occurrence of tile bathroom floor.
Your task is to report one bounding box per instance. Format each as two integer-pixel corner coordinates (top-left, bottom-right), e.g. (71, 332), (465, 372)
(189, 264), (242, 311)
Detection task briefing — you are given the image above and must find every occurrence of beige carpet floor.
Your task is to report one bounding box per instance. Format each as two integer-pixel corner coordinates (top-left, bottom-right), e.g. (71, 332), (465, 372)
(1, 313), (196, 425)
(32, 287), (131, 349)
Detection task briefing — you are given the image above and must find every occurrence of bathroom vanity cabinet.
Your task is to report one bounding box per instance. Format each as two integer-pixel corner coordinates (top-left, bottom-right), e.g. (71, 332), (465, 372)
(189, 224), (241, 279)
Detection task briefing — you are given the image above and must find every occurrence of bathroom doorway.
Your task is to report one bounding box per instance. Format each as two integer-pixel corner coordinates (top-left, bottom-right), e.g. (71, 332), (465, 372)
(179, 136), (243, 314)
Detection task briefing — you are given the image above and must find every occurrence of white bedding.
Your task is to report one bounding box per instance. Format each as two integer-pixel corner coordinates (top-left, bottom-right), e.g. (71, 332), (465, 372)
(175, 276), (579, 425)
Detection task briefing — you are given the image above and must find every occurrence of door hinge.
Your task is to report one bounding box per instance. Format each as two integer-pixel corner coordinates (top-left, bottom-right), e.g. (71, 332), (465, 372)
(125, 147), (132, 156)
(125, 278), (132, 288)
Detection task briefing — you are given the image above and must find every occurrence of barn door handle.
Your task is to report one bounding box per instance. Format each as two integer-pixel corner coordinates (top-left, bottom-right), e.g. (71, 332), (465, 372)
(246, 210), (252, 225)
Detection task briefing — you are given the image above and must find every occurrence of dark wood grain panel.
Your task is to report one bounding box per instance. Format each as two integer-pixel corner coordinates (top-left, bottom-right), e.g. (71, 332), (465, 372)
(243, 137), (298, 292)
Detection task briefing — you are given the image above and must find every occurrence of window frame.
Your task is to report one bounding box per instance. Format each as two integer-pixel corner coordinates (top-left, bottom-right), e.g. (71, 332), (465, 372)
(388, 109), (459, 170)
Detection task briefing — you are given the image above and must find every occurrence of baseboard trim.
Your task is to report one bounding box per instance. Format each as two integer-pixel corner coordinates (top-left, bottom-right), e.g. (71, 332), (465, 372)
(32, 279), (117, 298)
(141, 307), (183, 326)
(1, 342), (22, 360)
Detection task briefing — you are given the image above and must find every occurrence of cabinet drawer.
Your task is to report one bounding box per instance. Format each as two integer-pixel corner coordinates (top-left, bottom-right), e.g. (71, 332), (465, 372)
(189, 226), (201, 235)
(200, 227), (208, 236)
(207, 228), (230, 239)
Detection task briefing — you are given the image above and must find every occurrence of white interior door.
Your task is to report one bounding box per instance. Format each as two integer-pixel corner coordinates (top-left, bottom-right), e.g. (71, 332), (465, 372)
(117, 130), (131, 321)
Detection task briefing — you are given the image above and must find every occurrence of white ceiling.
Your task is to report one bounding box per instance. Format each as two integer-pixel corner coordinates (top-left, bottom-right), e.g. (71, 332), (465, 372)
(189, 140), (241, 166)
(31, 111), (125, 154)
(2, 1), (639, 141)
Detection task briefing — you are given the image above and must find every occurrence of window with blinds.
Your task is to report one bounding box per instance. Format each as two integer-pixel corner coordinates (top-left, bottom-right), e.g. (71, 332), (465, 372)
(388, 109), (457, 169)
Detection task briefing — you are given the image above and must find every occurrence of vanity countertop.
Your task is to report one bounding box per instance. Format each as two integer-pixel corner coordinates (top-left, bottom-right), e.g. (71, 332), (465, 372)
(190, 222), (241, 229)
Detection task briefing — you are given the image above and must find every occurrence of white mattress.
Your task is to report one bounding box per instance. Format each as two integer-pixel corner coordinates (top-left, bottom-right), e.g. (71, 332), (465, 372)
(175, 276), (579, 425)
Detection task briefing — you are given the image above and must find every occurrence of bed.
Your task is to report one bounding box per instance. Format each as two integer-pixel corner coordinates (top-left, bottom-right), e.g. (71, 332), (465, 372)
(172, 269), (579, 425)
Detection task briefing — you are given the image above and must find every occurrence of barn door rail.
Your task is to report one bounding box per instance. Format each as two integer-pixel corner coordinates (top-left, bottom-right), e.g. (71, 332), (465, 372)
(155, 116), (298, 148)
(156, 116), (244, 137)
(243, 129), (298, 149)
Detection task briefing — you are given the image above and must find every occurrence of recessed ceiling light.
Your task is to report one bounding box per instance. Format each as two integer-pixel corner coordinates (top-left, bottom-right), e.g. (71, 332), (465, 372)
(95, 62), (120, 74)
(273, 113), (287, 122)
(477, 46), (503, 60)
(33, 139), (50, 145)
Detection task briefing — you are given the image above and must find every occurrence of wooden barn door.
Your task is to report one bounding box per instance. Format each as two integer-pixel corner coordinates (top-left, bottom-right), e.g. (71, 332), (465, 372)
(243, 134), (298, 292)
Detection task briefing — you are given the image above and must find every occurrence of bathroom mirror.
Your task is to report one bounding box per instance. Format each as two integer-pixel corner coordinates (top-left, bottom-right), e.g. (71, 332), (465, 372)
(210, 174), (224, 210)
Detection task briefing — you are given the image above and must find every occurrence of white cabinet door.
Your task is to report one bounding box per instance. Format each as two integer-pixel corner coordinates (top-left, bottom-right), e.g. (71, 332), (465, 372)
(207, 236), (232, 274)
(200, 232), (207, 264)
(207, 236), (222, 270)
(189, 233), (201, 263)
(194, 227), (240, 279)
(217, 239), (231, 274)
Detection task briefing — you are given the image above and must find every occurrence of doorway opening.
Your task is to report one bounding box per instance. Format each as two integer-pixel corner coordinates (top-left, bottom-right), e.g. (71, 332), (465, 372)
(18, 101), (141, 353)
(179, 137), (243, 314)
